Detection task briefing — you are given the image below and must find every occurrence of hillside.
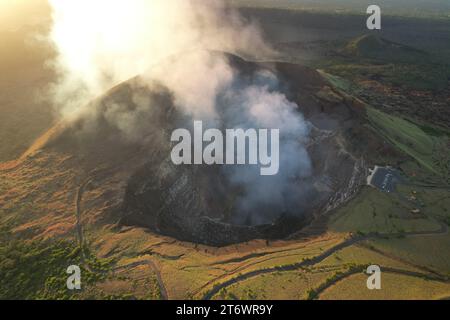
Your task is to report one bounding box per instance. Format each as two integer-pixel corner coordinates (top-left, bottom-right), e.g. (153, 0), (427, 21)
(1, 52), (449, 299)
(342, 34), (428, 63)
(1, 4), (449, 301)
(230, 0), (450, 18)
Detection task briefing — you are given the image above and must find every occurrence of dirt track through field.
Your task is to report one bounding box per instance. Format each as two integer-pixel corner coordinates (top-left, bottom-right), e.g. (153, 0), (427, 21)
(112, 260), (169, 300)
(74, 170), (169, 300)
(75, 178), (92, 251)
(202, 222), (449, 300)
(313, 266), (450, 299)
(72, 166), (448, 301)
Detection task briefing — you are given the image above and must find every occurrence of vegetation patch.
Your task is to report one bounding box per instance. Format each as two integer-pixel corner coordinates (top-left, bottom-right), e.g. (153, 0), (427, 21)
(367, 106), (450, 182)
(0, 234), (112, 299)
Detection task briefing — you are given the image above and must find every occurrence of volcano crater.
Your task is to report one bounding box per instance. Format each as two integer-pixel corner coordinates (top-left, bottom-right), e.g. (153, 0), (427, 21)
(47, 52), (368, 246)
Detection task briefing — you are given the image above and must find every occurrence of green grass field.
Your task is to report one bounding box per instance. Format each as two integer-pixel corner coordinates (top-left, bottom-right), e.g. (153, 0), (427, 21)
(368, 234), (450, 276)
(319, 272), (450, 300)
(212, 270), (334, 300)
(367, 107), (450, 182)
(329, 187), (441, 235)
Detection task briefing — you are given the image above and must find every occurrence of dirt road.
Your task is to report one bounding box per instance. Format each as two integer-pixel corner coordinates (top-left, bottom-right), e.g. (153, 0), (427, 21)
(74, 172), (169, 300)
(202, 223), (449, 299)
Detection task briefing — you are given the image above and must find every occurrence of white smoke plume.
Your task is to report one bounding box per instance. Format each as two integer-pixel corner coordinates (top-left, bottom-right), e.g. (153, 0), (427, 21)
(46, 0), (313, 225)
(47, 0), (269, 118)
(217, 71), (313, 225)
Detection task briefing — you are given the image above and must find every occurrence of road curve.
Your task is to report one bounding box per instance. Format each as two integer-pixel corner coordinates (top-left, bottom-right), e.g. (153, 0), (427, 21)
(202, 235), (365, 300)
(112, 259), (169, 300)
(202, 222), (449, 300)
(314, 266), (449, 299)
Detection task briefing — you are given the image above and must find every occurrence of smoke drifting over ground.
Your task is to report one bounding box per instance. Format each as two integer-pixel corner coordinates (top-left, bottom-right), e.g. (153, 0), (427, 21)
(47, 0), (313, 226)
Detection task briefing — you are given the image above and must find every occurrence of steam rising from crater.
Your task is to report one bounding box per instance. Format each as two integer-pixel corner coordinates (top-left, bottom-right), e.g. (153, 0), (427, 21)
(47, 0), (313, 225)
(48, 0), (268, 117)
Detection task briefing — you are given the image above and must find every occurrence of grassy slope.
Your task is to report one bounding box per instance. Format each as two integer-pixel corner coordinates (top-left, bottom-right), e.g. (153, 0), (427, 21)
(329, 186), (442, 234)
(319, 273), (450, 300)
(0, 235), (112, 300)
(367, 107), (450, 181)
(0, 154), (349, 299)
(213, 270), (334, 300)
(369, 235), (450, 276)
(1, 16), (449, 299)
(1, 97), (449, 300)
(214, 244), (432, 300)
(1, 144), (448, 300)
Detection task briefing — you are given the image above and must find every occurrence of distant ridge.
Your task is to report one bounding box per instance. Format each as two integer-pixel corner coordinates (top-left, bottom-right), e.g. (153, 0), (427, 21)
(342, 34), (428, 63)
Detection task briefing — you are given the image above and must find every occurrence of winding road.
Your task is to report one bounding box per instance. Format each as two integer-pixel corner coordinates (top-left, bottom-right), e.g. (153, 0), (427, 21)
(202, 222), (449, 300)
(73, 168), (448, 301)
(312, 266), (449, 299)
